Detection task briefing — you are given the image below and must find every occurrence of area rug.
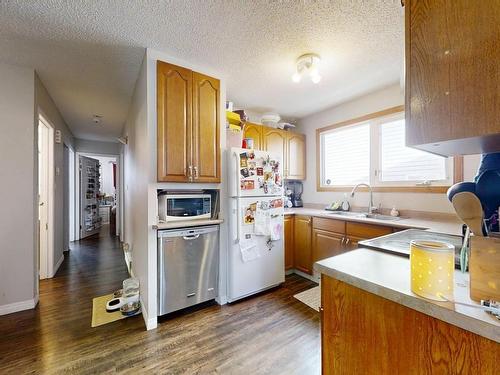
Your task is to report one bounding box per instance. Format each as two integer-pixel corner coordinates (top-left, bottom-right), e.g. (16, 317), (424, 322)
(91, 293), (126, 327)
(293, 286), (320, 312)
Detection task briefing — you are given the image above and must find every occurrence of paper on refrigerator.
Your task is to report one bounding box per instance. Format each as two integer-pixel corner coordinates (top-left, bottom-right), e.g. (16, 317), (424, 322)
(239, 236), (260, 262)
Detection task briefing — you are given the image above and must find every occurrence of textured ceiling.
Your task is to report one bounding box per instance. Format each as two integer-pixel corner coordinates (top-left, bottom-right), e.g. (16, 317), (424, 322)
(0, 0), (404, 141)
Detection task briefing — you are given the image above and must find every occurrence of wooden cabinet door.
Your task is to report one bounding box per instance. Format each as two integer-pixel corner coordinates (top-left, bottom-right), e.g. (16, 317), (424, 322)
(293, 215), (312, 274)
(157, 61), (192, 182)
(243, 123), (263, 150)
(263, 128), (287, 175)
(312, 228), (345, 263)
(284, 215), (294, 270)
(405, 0), (500, 154)
(286, 133), (306, 180)
(192, 72), (220, 182)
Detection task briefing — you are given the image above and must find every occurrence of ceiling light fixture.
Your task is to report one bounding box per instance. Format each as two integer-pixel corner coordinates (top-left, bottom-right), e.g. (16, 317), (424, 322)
(292, 53), (322, 84)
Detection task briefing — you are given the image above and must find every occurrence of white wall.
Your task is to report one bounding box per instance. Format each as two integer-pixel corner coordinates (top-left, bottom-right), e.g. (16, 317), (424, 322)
(74, 138), (122, 155)
(296, 83), (481, 213)
(0, 63), (37, 314)
(122, 52), (152, 328)
(121, 48), (228, 330)
(36, 75), (75, 264)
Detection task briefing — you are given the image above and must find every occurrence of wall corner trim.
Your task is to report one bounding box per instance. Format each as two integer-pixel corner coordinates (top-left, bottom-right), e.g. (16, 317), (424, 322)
(0, 297), (38, 316)
(140, 296), (158, 330)
(51, 254), (65, 278)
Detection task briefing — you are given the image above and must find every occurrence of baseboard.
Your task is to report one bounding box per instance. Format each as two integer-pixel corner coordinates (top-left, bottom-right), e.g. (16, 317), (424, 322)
(291, 269), (320, 283)
(0, 297), (38, 316)
(140, 296), (157, 331)
(51, 254), (65, 277)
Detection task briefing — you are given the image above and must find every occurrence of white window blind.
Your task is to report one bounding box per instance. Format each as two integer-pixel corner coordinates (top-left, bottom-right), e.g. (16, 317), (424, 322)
(379, 119), (447, 182)
(322, 123), (370, 186)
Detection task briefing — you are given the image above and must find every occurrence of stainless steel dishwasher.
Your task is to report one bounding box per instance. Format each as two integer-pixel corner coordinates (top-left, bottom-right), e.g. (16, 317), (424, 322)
(157, 225), (219, 315)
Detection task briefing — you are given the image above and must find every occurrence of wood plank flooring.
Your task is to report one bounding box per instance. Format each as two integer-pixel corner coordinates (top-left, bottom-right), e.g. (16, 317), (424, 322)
(0, 230), (320, 374)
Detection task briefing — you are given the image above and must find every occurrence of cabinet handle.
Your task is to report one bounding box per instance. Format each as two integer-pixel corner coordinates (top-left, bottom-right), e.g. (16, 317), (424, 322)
(188, 165), (193, 181)
(193, 166), (199, 180)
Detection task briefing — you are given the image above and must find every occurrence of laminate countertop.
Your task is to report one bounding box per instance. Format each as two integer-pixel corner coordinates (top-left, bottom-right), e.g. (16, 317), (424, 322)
(315, 249), (500, 344)
(284, 207), (463, 236)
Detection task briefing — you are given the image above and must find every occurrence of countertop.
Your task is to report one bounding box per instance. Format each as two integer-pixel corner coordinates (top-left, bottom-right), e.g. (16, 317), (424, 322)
(152, 219), (224, 230)
(284, 207), (463, 236)
(315, 249), (500, 343)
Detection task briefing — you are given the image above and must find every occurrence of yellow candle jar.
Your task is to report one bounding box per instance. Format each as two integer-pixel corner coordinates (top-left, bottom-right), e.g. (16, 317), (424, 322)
(410, 240), (455, 301)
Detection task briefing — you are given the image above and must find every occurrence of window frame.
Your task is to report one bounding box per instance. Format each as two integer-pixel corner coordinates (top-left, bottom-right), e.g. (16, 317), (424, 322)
(315, 106), (463, 193)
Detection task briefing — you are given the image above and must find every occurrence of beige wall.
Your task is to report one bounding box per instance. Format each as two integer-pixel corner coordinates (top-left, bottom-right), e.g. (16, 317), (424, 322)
(36, 75), (75, 270)
(0, 63), (37, 313)
(296, 83), (481, 213)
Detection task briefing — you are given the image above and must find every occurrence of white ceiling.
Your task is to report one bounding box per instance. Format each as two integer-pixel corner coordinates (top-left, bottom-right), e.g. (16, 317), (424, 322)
(0, 1), (404, 141)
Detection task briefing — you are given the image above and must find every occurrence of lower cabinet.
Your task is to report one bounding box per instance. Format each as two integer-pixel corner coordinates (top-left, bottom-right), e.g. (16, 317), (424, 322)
(285, 215), (397, 273)
(293, 215), (313, 274)
(284, 215), (294, 270)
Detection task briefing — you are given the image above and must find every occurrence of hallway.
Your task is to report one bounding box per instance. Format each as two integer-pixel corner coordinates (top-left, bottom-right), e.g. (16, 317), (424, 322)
(0, 232), (320, 374)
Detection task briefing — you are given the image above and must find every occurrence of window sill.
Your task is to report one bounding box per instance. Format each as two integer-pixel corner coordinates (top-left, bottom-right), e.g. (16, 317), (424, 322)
(317, 185), (450, 194)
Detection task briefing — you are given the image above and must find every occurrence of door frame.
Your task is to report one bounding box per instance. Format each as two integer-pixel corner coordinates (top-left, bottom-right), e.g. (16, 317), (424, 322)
(38, 114), (55, 280)
(75, 152), (121, 241)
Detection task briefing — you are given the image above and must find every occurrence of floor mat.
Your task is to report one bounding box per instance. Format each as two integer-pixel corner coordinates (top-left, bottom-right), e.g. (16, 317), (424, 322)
(293, 286), (320, 312)
(91, 293), (126, 327)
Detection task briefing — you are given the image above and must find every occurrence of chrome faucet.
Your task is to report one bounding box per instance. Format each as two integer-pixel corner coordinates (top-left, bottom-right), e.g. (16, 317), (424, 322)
(350, 183), (377, 214)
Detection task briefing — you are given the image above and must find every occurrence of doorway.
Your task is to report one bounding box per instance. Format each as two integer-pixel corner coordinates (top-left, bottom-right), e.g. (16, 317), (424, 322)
(38, 116), (54, 280)
(75, 153), (119, 240)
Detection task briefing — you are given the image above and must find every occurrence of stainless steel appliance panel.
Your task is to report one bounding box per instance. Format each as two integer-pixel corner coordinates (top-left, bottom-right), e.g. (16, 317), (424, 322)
(158, 225), (219, 315)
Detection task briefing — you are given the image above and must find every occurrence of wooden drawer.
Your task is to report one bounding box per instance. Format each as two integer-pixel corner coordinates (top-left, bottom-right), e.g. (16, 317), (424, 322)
(313, 217), (345, 234)
(346, 222), (392, 240)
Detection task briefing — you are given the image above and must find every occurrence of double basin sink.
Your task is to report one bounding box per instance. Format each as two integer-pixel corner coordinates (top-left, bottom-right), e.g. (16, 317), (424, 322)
(327, 211), (401, 221)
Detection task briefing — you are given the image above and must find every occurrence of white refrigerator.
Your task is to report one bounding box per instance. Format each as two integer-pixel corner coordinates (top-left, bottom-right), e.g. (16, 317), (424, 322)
(228, 147), (285, 302)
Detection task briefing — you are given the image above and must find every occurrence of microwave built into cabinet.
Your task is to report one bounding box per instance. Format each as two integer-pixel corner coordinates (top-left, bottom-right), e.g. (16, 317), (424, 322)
(158, 194), (212, 222)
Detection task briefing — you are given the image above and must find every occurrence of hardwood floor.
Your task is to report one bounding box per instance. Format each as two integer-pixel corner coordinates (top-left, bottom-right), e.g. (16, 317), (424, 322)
(0, 231), (320, 374)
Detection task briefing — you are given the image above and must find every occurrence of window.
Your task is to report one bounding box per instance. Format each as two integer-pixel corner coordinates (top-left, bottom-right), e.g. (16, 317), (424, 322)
(318, 109), (453, 190)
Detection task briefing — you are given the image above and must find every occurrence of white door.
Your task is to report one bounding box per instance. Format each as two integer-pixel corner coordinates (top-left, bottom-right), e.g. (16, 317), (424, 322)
(229, 148), (284, 197)
(228, 196), (285, 302)
(38, 121), (51, 279)
(80, 156), (101, 238)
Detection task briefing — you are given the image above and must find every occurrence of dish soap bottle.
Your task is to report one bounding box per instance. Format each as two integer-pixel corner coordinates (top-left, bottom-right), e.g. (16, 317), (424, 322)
(341, 193), (350, 211)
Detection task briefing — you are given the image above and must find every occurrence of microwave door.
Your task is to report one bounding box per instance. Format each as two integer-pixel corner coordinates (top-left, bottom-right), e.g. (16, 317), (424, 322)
(164, 195), (211, 221)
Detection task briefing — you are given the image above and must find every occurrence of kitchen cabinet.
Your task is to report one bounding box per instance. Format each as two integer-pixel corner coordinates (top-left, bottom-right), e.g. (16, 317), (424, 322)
(405, 0), (500, 155)
(293, 215), (312, 274)
(312, 217), (347, 262)
(242, 123), (263, 150)
(242, 123), (306, 180)
(345, 222), (392, 249)
(284, 215), (294, 270)
(192, 72), (220, 182)
(286, 133), (306, 180)
(321, 274), (499, 374)
(157, 61), (220, 182)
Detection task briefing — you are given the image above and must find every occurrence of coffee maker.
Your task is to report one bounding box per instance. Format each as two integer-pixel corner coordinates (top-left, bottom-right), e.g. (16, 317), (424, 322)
(285, 181), (303, 207)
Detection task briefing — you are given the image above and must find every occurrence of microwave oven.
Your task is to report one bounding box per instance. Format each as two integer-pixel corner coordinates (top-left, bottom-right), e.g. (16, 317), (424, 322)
(158, 194), (212, 222)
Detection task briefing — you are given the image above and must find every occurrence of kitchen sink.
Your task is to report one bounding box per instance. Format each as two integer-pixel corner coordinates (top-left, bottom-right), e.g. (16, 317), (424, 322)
(327, 211), (401, 221)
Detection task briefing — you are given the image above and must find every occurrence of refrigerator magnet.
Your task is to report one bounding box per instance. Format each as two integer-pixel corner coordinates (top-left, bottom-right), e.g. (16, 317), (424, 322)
(240, 168), (250, 178)
(256, 167), (263, 176)
(241, 179), (255, 190)
(239, 153), (248, 167)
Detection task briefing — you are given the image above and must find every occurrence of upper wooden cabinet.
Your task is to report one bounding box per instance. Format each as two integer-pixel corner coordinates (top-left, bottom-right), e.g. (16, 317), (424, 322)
(157, 61), (221, 182)
(405, 0), (500, 156)
(263, 127), (287, 166)
(192, 72), (220, 182)
(242, 123), (263, 150)
(243, 123), (306, 180)
(286, 133), (306, 180)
